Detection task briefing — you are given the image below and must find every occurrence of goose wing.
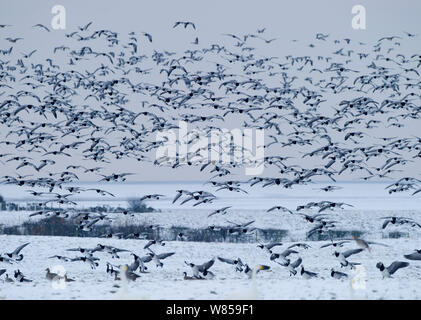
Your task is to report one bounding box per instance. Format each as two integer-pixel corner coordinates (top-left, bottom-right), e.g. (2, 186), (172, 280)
(199, 258), (215, 271)
(217, 256), (236, 265)
(267, 242), (283, 250)
(343, 248), (363, 258)
(157, 252), (175, 260)
(382, 219), (391, 229)
(281, 249), (298, 257)
(12, 242), (30, 255)
(291, 257), (302, 268)
(404, 252), (421, 261)
(141, 255), (153, 263)
(387, 261), (409, 275)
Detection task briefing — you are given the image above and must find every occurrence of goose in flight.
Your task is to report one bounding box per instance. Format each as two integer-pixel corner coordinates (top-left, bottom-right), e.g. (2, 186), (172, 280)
(146, 249), (175, 268)
(288, 243), (311, 250)
(378, 35), (402, 42)
(208, 206), (231, 217)
(270, 249), (298, 266)
(257, 241), (283, 254)
(32, 24), (50, 32)
(5, 274), (14, 283)
(173, 21), (196, 30)
(85, 188), (115, 197)
(128, 254), (151, 273)
(0, 255), (14, 264)
(78, 22), (93, 32)
(4, 243), (30, 261)
(320, 240), (350, 249)
(122, 265), (141, 281)
(92, 244), (129, 259)
(48, 255), (72, 262)
(0, 20), (420, 298)
(70, 256), (99, 269)
(381, 216), (421, 229)
(266, 206), (293, 214)
(333, 248), (364, 268)
(143, 239), (165, 250)
(185, 257), (215, 278)
(316, 185), (343, 192)
(413, 188), (421, 196)
(98, 172), (135, 182)
(217, 256), (245, 272)
(350, 236), (389, 251)
(376, 261), (409, 278)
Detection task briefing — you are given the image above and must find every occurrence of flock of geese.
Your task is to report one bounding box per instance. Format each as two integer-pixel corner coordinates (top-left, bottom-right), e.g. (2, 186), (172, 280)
(0, 234), (419, 285)
(0, 20), (421, 290)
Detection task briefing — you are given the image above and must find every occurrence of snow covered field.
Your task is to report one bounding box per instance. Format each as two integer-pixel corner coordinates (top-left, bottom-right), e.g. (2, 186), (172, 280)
(1, 234), (421, 300)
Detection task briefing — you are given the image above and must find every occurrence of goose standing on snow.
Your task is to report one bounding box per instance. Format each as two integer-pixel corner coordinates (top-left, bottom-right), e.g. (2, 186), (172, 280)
(352, 235), (371, 251)
(300, 265), (318, 279)
(45, 268), (62, 281)
(123, 265), (141, 281)
(5, 274), (14, 283)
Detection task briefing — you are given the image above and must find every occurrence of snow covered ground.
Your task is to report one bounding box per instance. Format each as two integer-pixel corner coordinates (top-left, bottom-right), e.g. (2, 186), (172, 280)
(0, 182), (420, 299)
(0, 234), (421, 300)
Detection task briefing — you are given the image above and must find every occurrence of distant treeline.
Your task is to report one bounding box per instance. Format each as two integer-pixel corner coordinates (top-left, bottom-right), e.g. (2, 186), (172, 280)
(0, 194), (156, 213)
(0, 215), (289, 243)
